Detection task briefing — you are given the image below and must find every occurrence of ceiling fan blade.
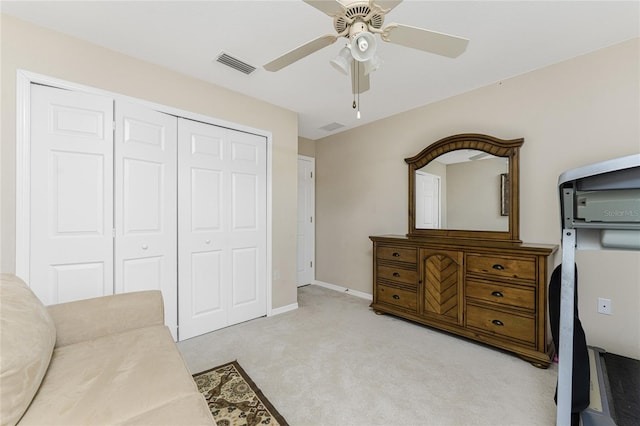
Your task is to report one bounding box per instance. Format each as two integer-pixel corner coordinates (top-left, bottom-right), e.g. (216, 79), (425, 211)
(351, 60), (370, 94)
(373, 0), (403, 12)
(264, 34), (338, 72)
(383, 23), (469, 58)
(303, 0), (345, 17)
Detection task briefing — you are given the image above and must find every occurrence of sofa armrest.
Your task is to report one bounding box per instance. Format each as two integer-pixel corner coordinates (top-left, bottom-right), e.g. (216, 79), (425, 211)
(47, 290), (165, 348)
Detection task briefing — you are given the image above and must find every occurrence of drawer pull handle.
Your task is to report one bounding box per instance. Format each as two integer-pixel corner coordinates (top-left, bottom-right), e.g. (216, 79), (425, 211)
(392, 252), (400, 257)
(491, 291), (504, 298)
(393, 295), (400, 300)
(492, 264), (505, 270)
(392, 272), (400, 277)
(492, 319), (504, 326)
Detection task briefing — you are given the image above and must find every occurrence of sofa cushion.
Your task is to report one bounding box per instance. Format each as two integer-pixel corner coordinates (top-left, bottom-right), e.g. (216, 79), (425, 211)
(116, 394), (215, 426)
(17, 325), (210, 426)
(0, 274), (57, 426)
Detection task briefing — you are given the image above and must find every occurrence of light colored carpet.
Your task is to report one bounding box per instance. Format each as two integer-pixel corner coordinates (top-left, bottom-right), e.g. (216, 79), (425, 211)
(177, 284), (558, 425)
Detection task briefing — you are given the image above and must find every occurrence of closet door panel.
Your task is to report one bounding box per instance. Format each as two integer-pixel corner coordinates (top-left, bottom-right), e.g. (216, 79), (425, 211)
(115, 101), (177, 339)
(178, 120), (267, 339)
(191, 168), (222, 231)
(29, 84), (114, 305)
(178, 119), (229, 340)
(227, 130), (267, 325)
(191, 250), (224, 315)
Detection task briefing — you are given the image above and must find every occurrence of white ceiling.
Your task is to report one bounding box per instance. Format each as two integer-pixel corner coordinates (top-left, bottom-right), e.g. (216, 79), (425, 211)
(3, 0), (638, 140)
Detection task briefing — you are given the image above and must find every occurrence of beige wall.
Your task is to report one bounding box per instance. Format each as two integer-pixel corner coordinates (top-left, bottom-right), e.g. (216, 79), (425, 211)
(298, 137), (316, 157)
(446, 157), (508, 231)
(315, 38), (640, 358)
(0, 15), (299, 309)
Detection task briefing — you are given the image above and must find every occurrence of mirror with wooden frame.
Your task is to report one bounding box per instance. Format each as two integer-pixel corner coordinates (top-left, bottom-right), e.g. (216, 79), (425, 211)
(406, 133), (523, 243)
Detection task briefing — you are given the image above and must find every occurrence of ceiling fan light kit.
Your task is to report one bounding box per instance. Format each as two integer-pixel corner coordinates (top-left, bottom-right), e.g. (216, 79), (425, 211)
(364, 55), (381, 75)
(350, 30), (377, 62)
(264, 0), (469, 119)
(330, 45), (353, 75)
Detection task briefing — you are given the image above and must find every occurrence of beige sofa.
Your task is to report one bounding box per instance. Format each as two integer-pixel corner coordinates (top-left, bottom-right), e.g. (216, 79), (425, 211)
(0, 274), (215, 426)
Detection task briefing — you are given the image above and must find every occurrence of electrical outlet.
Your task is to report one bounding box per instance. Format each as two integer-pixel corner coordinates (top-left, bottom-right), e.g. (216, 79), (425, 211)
(597, 298), (612, 315)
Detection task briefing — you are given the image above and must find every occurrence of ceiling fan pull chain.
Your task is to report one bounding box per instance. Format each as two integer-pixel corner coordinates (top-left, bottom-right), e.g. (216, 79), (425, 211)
(357, 62), (361, 119)
(352, 59), (357, 111)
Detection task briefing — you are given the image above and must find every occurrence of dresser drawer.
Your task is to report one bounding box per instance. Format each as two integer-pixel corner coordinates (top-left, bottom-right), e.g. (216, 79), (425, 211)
(377, 264), (418, 286)
(466, 304), (535, 344)
(376, 245), (417, 264)
(466, 254), (535, 281)
(377, 284), (417, 312)
(466, 280), (535, 311)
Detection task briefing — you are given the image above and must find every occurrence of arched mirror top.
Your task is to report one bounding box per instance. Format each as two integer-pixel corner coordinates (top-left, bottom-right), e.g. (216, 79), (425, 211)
(406, 133), (523, 243)
(406, 133), (524, 169)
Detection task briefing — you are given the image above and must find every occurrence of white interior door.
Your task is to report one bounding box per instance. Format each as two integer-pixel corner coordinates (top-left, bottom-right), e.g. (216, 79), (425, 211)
(114, 101), (178, 339)
(29, 84), (114, 305)
(297, 156), (315, 286)
(178, 118), (267, 340)
(416, 171), (441, 229)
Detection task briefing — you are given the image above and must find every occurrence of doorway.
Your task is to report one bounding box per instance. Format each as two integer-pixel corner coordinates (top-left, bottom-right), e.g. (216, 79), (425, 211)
(297, 156), (315, 286)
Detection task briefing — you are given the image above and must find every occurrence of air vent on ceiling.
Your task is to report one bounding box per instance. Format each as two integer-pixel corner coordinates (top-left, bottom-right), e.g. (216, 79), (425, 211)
(216, 52), (256, 75)
(319, 122), (345, 132)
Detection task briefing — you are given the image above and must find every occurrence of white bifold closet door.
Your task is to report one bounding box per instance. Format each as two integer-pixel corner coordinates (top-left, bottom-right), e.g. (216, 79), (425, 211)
(114, 101), (178, 338)
(29, 85), (115, 305)
(177, 118), (267, 340)
(29, 85), (178, 339)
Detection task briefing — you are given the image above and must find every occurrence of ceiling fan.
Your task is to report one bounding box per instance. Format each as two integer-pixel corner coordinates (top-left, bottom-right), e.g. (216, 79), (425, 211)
(263, 0), (469, 96)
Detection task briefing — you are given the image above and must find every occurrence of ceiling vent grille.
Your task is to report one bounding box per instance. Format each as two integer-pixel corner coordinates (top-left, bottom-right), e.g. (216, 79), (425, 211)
(216, 52), (256, 75)
(319, 122), (345, 132)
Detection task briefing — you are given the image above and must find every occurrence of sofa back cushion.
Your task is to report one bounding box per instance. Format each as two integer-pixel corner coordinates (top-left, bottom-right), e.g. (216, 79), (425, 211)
(0, 274), (56, 426)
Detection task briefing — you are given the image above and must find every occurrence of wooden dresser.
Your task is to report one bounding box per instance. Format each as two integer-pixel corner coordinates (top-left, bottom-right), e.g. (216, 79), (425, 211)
(370, 235), (557, 367)
(372, 134), (559, 366)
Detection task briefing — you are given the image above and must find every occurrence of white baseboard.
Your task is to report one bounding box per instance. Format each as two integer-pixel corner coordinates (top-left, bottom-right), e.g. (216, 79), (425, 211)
(269, 302), (298, 316)
(312, 280), (373, 301)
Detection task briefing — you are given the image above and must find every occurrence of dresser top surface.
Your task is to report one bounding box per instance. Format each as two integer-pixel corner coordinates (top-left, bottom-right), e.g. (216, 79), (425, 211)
(370, 234), (558, 254)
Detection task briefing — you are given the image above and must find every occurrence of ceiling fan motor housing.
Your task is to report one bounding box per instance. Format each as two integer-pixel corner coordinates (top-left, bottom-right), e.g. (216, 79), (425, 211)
(334, 1), (385, 35)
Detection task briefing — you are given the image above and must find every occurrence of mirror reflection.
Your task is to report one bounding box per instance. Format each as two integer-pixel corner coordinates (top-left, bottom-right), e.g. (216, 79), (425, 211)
(415, 149), (509, 231)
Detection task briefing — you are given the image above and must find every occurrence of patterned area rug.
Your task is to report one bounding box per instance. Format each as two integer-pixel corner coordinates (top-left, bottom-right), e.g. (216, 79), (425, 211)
(193, 361), (288, 426)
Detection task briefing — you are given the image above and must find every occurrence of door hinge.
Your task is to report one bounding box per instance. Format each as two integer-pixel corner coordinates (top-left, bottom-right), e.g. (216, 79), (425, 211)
(310, 261), (313, 268)
(310, 216), (313, 223)
(310, 171), (313, 178)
